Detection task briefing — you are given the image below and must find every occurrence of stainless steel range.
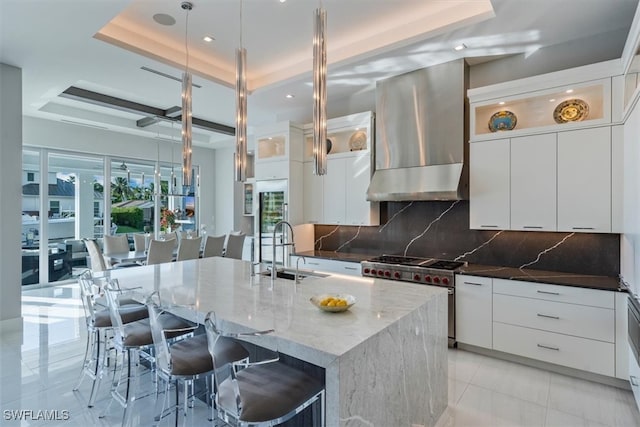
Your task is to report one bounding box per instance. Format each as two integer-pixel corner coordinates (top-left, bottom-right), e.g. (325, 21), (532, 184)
(361, 255), (466, 346)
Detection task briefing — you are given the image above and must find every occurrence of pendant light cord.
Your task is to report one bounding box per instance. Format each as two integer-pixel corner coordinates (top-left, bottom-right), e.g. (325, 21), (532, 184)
(184, 7), (190, 73)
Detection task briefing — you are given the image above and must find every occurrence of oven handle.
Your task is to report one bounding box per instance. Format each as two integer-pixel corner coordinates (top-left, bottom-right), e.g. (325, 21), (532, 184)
(448, 288), (454, 295)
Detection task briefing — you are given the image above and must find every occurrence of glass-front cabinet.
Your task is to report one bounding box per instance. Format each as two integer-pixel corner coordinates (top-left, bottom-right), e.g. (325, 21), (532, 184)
(470, 77), (611, 141)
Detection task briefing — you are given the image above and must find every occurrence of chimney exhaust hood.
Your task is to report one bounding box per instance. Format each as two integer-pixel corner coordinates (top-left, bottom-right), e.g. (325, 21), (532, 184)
(367, 59), (469, 202)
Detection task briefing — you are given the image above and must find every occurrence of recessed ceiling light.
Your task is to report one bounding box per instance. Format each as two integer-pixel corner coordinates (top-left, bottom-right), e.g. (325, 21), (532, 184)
(566, 89), (574, 93)
(153, 13), (176, 26)
(498, 101), (505, 105)
(454, 43), (467, 51)
(203, 35), (214, 42)
(549, 98), (556, 102)
(279, 0), (287, 3)
(285, 94), (294, 99)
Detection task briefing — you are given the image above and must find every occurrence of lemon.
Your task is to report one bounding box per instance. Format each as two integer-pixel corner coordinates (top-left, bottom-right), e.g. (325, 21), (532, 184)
(327, 300), (337, 307)
(336, 299), (347, 307)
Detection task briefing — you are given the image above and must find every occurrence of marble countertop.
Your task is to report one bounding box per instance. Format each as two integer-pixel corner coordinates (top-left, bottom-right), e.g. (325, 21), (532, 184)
(294, 250), (624, 292)
(102, 257), (447, 368)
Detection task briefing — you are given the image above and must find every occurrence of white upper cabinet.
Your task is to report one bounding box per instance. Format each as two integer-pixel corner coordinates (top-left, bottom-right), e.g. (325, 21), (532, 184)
(557, 127), (611, 232)
(302, 112), (379, 226)
(303, 162), (323, 224)
(469, 139), (510, 229)
(254, 121), (303, 164)
(510, 133), (557, 231)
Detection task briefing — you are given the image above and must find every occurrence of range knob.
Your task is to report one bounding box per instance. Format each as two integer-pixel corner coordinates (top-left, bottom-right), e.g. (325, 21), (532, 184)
(377, 270), (385, 276)
(384, 271), (391, 277)
(414, 274), (421, 281)
(424, 275), (432, 283)
(442, 277), (450, 285)
(394, 272), (401, 279)
(433, 277), (441, 284)
(363, 268), (370, 274)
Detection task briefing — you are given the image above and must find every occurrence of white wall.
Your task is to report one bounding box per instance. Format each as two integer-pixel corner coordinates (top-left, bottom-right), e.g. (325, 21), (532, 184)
(0, 63), (23, 326)
(22, 116), (216, 235)
(213, 146), (235, 236)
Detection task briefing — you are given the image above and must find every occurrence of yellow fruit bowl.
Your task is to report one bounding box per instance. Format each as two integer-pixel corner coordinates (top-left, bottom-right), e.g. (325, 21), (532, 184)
(310, 294), (356, 312)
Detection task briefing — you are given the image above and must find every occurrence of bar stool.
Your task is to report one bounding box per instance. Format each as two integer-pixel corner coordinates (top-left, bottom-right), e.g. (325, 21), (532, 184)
(73, 271), (148, 407)
(100, 280), (194, 426)
(204, 311), (325, 426)
(146, 292), (249, 426)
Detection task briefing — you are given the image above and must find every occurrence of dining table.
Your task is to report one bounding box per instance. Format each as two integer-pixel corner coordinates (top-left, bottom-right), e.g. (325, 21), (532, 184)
(99, 256), (448, 426)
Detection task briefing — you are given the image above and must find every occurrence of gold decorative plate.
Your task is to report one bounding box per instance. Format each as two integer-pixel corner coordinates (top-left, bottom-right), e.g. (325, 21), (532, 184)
(553, 99), (589, 123)
(349, 131), (367, 151)
(488, 110), (517, 132)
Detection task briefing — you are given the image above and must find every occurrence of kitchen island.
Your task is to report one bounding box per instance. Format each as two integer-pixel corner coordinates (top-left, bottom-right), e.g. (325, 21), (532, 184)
(104, 257), (448, 426)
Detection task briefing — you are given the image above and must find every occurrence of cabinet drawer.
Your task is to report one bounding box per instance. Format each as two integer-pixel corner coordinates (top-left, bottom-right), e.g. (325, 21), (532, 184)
(493, 278), (614, 309)
(493, 293), (614, 342)
(493, 322), (614, 377)
(295, 257), (362, 276)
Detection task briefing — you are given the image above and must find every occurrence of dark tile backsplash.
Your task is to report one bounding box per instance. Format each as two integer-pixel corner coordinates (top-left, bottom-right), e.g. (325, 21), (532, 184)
(314, 201), (620, 277)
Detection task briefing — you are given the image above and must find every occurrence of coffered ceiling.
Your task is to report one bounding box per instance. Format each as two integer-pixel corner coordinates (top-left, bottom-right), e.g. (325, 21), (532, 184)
(1, 0), (638, 149)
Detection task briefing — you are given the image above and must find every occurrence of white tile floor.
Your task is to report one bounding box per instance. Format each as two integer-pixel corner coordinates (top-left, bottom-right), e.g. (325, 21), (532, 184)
(1, 282), (639, 426)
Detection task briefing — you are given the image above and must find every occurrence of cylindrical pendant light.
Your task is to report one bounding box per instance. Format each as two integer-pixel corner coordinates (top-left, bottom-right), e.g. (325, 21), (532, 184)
(181, 1), (193, 188)
(313, 7), (327, 176)
(235, 0), (247, 182)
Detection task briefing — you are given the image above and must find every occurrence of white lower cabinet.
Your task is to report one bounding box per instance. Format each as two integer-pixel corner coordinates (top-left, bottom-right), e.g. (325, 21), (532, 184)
(457, 275), (622, 378)
(455, 275), (493, 348)
(493, 322), (615, 377)
(290, 255), (361, 276)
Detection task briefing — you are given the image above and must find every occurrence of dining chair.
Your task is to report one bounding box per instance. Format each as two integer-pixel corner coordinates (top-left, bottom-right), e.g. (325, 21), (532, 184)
(103, 234), (130, 255)
(202, 235), (226, 258)
(224, 232), (245, 260)
(100, 280), (194, 426)
(176, 236), (202, 261)
(204, 311), (325, 426)
(146, 292), (249, 426)
(146, 239), (176, 265)
(84, 238), (108, 272)
(74, 271), (148, 407)
(132, 233), (147, 252)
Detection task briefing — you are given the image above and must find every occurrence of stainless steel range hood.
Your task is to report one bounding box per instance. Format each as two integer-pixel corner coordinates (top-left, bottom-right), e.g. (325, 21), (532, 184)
(367, 59), (469, 201)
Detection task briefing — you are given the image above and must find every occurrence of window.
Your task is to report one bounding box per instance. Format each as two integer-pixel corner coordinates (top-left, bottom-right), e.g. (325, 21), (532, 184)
(94, 202), (100, 218)
(27, 172), (34, 182)
(49, 201), (60, 217)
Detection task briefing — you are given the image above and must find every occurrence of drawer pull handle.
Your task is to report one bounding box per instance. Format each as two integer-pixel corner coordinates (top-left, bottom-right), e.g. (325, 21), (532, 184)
(572, 227), (594, 230)
(308, 262), (320, 266)
(463, 282), (483, 286)
(537, 290), (560, 295)
(537, 344), (560, 351)
(631, 375), (639, 387)
(344, 266), (358, 271)
(523, 226), (543, 229)
(480, 225), (498, 228)
(537, 313), (560, 320)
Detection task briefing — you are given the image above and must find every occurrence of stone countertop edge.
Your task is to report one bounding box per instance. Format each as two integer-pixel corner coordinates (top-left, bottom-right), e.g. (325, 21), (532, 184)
(458, 264), (624, 292)
(295, 250), (625, 292)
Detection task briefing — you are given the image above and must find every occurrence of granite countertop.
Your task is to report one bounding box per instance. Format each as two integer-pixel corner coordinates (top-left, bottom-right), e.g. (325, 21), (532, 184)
(459, 264), (624, 292)
(294, 251), (625, 292)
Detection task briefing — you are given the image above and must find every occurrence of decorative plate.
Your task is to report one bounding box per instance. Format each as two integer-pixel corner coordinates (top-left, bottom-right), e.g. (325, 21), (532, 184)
(553, 99), (589, 123)
(488, 110), (517, 132)
(349, 131), (367, 151)
(326, 137), (334, 154)
(310, 294), (356, 312)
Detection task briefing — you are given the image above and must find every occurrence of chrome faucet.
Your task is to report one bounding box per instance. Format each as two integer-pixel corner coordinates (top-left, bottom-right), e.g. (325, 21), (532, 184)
(295, 255), (307, 284)
(272, 220), (296, 285)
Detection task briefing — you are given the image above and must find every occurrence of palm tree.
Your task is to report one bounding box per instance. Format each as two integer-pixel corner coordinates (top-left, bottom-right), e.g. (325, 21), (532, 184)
(111, 177), (132, 202)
